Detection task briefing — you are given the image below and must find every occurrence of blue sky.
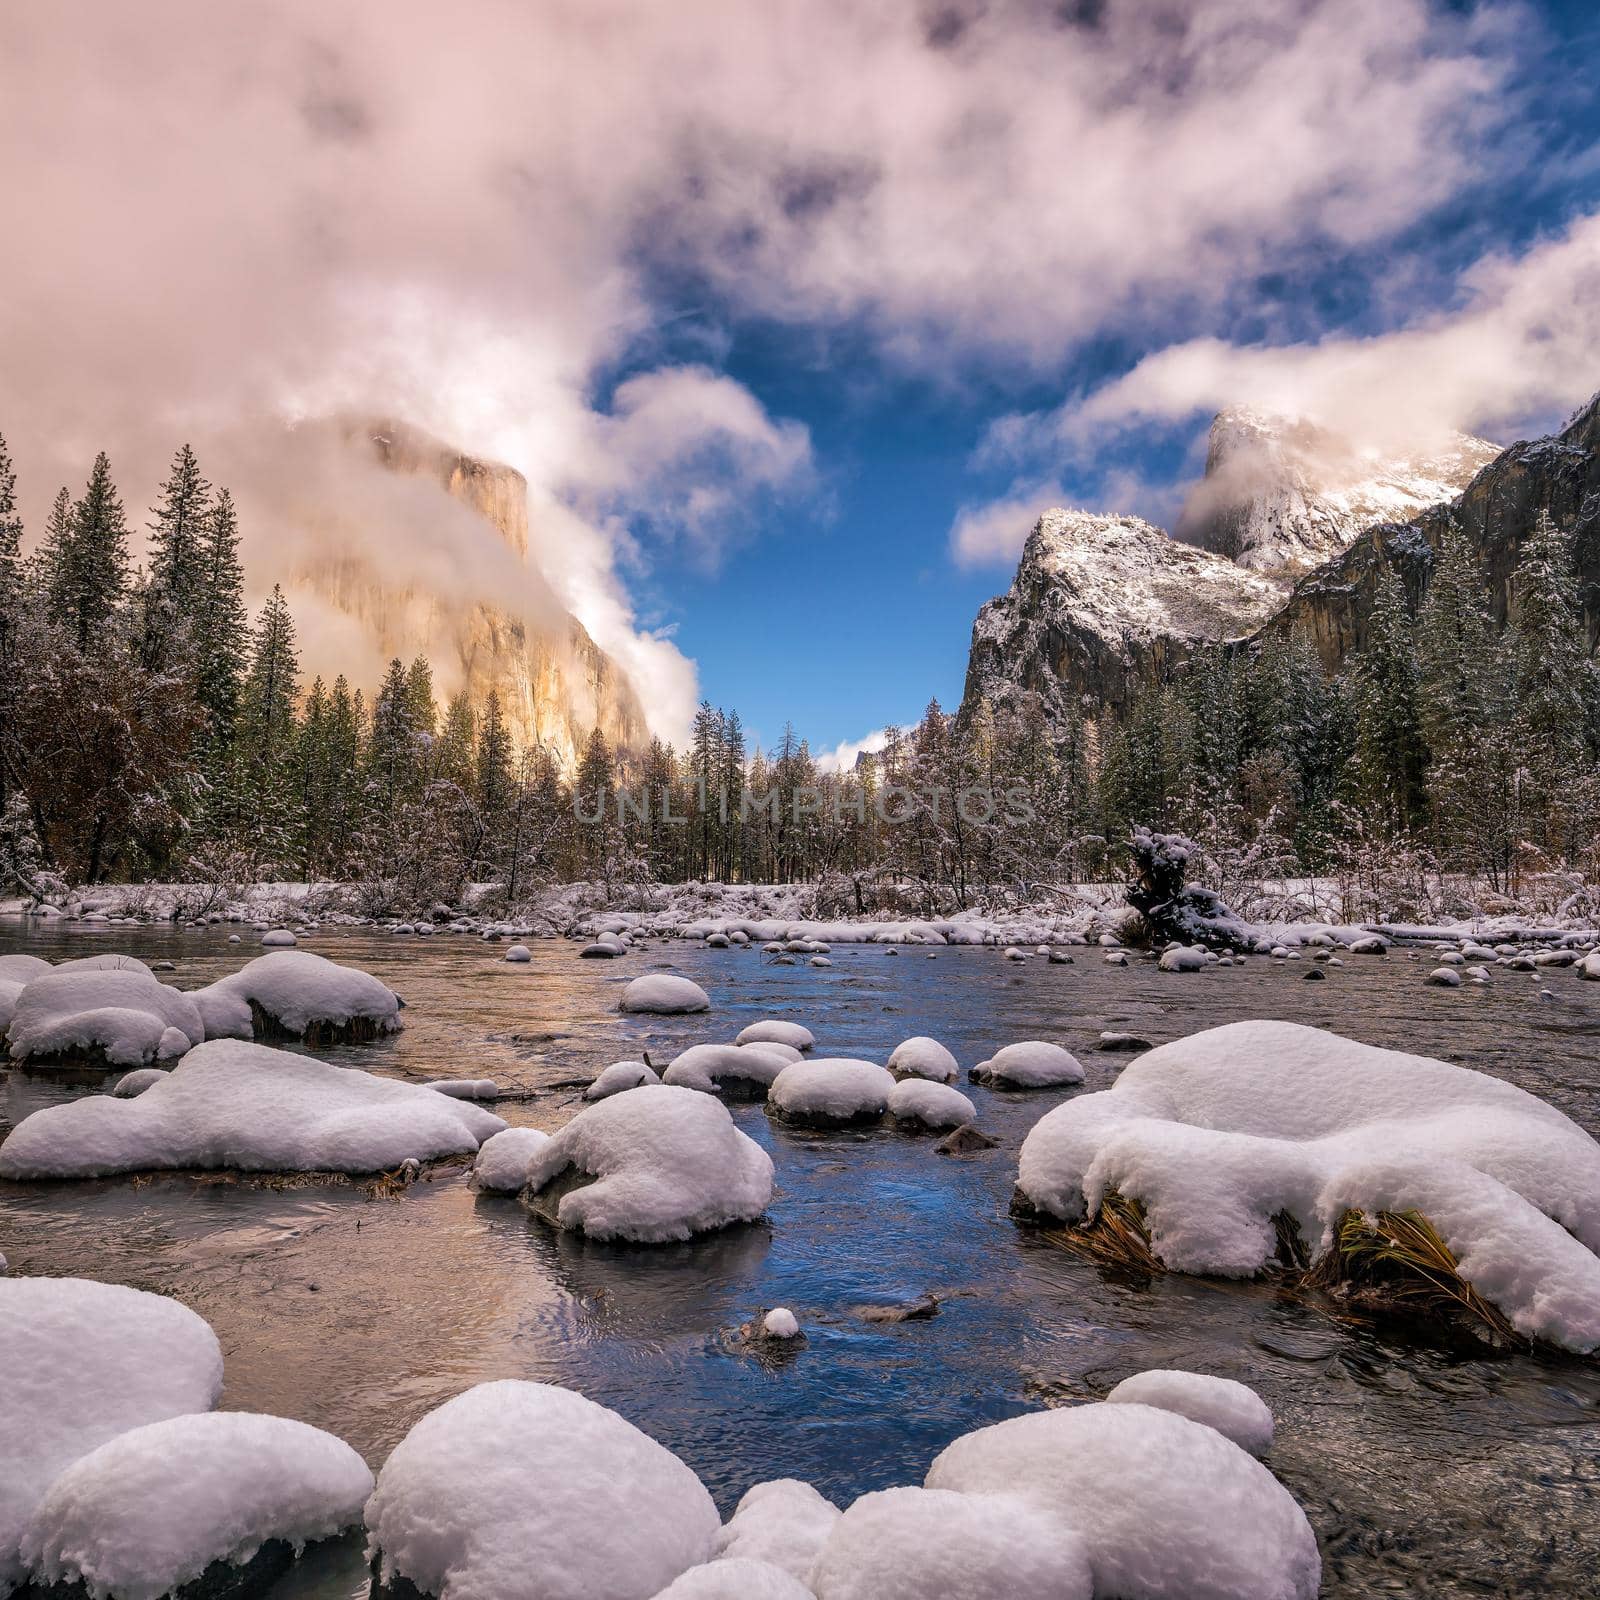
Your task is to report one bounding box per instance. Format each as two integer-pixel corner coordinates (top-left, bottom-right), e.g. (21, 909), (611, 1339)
(598, 0), (1600, 759)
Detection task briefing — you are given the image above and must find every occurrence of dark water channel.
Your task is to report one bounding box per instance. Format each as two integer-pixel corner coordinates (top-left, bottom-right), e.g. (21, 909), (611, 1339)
(3, 924), (1599, 1598)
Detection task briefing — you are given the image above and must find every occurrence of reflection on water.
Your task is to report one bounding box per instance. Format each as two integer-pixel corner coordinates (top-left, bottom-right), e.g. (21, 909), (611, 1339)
(3, 924), (1600, 1597)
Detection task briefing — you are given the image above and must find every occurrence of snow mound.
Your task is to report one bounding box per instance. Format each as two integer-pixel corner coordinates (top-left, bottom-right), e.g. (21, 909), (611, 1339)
(192, 951), (402, 1043)
(715, 1480), (839, 1581)
(7, 969), (204, 1068)
(663, 1043), (792, 1098)
(1158, 945), (1209, 972)
(20, 1412), (372, 1600)
(1015, 1020), (1600, 1351)
(926, 1401), (1319, 1600)
(51, 954), (153, 975)
(762, 1307), (800, 1339)
(0, 1277), (224, 1596)
(970, 1041), (1085, 1089)
(620, 974), (710, 1014)
(886, 1037), (958, 1083)
(887, 1078), (975, 1130)
(112, 1068), (167, 1099)
(768, 1059), (894, 1125)
(364, 1381), (719, 1600)
(0, 1040), (505, 1180)
(0, 954), (51, 982)
(585, 1061), (661, 1100)
(0, 979), (23, 1039)
(808, 1486), (1092, 1600)
(526, 1084), (772, 1242)
(426, 1078), (499, 1100)
(1105, 1370), (1274, 1457)
(653, 1557), (813, 1599)
(473, 1127), (552, 1192)
(504, 944), (531, 963)
(736, 1020), (815, 1052)
(260, 929), (297, 947)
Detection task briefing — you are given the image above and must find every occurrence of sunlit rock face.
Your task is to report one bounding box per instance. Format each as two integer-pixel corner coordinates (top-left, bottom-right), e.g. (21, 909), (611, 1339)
(1178, 408), (1499, 578)
(292, 421), (648, 770)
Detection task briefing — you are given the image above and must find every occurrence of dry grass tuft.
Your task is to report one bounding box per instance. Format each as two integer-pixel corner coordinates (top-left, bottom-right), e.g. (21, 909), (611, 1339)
(1035, 1188), (1165, 1276)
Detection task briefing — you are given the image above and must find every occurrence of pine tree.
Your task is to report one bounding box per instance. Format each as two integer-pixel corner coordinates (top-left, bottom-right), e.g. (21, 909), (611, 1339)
(192, 489), (249, 746)
(53, 453), (130, 649)
(1350, 563), (1427, 836)
(147, 444), (212, 608)
(473, 691), (515, 875)
(0, 431), (22, 665)
(235, 584), (301, 869)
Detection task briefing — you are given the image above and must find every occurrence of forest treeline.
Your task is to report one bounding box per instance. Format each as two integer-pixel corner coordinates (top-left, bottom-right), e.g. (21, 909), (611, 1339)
(1, 431), (1598, 919)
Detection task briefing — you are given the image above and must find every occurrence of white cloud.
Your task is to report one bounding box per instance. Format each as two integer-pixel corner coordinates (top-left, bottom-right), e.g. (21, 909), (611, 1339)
(815, 728), (891, 775)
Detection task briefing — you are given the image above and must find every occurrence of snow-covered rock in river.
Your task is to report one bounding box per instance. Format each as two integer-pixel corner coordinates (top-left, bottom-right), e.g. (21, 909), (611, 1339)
(767, 1059), (895, 1126)
(924, 1400), (1319, 1600)
(260, 929), (297, 947)
(662, 1042), (792, 1100)
(619, 974), (710, 1014)
(584, 1061), (660, 1100)
(1178, 406), (1497, 577)
(191, 951), (402, 1045)
(969, 1041), (1085, 1089)
(0, 1277), (224, 1596)
(808, 1485), (1092, 1600)
(0, 953), (51, 982)
(7, 968), (204, 1069)
(885, 1037), (958, 1083)
(0, 1040), (505, 1180)
(503, 944), (531, 963)
(472, 1127), (552, 1192)
(1104, 1370), (1274, 1457)
(735, 1019), (815, 1052)
(111, 1067), (167, 1099)
(19, 1412), (372, 1600)
(524, 1084), (772, 1243)
(714, 1479), (839, 1583)
(960, 509), (1281, 724)
(425, 1078), (499, 1100)
(1015, 1019), (1600, 1351)
(364, 1380), (720, 1600)
(887, 1078), (976, 1131)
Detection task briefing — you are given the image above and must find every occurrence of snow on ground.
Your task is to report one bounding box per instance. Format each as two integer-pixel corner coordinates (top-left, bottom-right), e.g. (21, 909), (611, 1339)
(7, 968), (205, 1068)
(886, 1078), (975, 1130)
(1016, 1020), (1600, 1351)
(925, 1401), (1319, 1600)
(714, 1480), (839, 1582)
(767, 1060), (895, 1125)
(1104, 1370), (1274, 1457)
(969, 1041), (1085, 1089)
(525, 1084), (773, 1242)
(663, 1043), (793, 1097)
(654, 1556), (814, 1598)
(0, 1040), (505, 1180)
(620, 975), (711, 1014)
(472, 1127), (552, 1192)
(885, 1037), (958, 1083)
(585, 1061), (661, 1100)
(736, 1020), (816, 1051)
(808, 1485), (1093, 1600)
(0, 1277), (224, 1596)
(364, 1381), (721, 1600)
(191, 951), (402, 1042)
(20, 1412), (372, 1600)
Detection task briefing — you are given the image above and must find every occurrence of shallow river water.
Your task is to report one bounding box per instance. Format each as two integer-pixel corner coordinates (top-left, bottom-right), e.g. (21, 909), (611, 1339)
(3, 923), (1599, 1599)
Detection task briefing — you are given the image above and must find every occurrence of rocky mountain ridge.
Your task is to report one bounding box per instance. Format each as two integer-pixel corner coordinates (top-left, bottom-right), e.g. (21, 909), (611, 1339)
(960, 397), (1599, 726)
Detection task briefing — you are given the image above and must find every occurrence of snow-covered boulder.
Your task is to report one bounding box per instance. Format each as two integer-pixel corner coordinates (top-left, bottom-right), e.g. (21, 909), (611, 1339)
(364, 1381), (720, 1600)
(525, 1084), (772, 1243)
(7, 969), (204, 1069)
(762, 1307), (800, 1339)
(767, 1059), (894, 1126)
(472, 1127), (552, 1192)
(425, 1078), (499, 1101)
(715, 1480), (839, 1582)
(1015, 1020), (1600, 1351)
(0, 953), (51, 983)
(0, 979), (26, 1040)
(1426, 966), (1463, 987)
(51, 954), (153, 976)
(809, 1486), (1091, 1600)
(0, 1277), (224, 1596)
(1104, 1370), (1274, 1457)
(260, 929), (297, 947)
(192, 951), (402, 1045)
(969, 1041), (1085, 1089)
(736, 1020), (814, 1052)
(584, 1061), (660, 1101)
(20, 1413), (372, 1600)
(1158, 945), (1209, 973)
(654, 1557), (813, 1598)
(504, 944), (531, 963)
(925, 1402), (1318, 1600)
(887, 1078), (975, 1131)
(886, 1037), (958, 1083)
(620, 974), (710, 1014)
(0, 1040), (505, 1180)
(111, 1067), (167, 1099)
(663, 1043), (792, 1100)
